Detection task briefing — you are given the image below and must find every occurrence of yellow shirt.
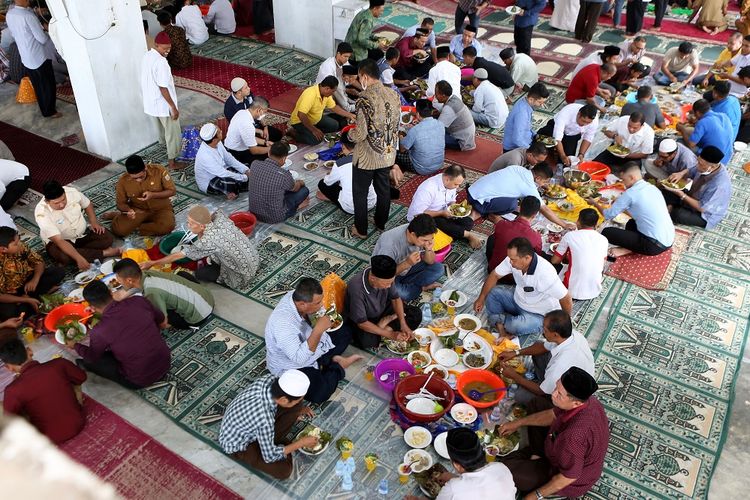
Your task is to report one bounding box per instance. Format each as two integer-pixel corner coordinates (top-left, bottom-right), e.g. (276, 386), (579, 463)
(34, 186), (91, 244)
(289, 84), (336, 126)
(713, 48), (739, 78)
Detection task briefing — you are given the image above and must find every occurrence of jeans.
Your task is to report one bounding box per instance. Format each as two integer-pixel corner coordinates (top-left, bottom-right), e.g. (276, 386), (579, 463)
(470, 109), (494, 127)
(654, 70), (689, 85)
(485, 287), (544, 336)
(455, 6), (479, 33)
(395, 261), (445, 301)
(602, 0), (625, 27)
(445, 131), (461, 150)
(284, 187), (310, 219)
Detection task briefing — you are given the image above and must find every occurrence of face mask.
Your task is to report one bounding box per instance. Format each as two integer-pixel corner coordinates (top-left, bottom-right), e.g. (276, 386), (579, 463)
(699, 168), (715, 176)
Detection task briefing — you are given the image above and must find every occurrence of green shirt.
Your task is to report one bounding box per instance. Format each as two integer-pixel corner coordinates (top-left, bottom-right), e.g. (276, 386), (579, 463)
(143, 271), (214, 325)
(345, 9), (379, 61)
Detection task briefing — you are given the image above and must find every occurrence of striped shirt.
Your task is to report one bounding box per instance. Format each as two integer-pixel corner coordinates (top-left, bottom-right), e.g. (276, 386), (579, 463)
(264, 292), (334, 376)
(143, 271), (214, 325)
(218, 374), (285, 462)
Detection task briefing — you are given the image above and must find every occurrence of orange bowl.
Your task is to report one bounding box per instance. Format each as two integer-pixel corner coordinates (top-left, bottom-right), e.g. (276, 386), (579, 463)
(395, 374), (455, 423)
(578, 162), (611, 181)
(457, 369), (506, 409)
(44, 303), (90, 333)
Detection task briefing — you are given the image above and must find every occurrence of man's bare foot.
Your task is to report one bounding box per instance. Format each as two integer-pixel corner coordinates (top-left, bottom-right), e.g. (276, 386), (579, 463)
(609, 247), (632, 258)
(351, 225), (368, 239)
(495, 322), (512, 339)
(101, 211), (119, 221)
(422, 282), (441, 292)
(103, 247), (123, 258)
(316, 191), (330, 201)
(298, 198), (310, 210)
(465, 232), (482, 249)
(332, 354), (364, 369)
(47, 112), (62, 119)
(168, 160), (187, 170)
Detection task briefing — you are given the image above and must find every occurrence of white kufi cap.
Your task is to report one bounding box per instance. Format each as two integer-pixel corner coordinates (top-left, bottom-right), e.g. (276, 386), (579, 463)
(278, 369), (310, 398)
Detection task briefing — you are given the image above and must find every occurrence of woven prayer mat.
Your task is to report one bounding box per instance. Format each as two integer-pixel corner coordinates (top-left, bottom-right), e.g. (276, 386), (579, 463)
(60, 397), (242, 500)
(604, 227), (691, 290)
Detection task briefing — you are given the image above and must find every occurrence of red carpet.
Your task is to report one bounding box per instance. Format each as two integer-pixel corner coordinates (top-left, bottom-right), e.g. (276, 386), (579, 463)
(605, 227), (691, 290)
(173, 55), (296, 101)
(0, 121), (110, 192)
(61, 398), (241, 500)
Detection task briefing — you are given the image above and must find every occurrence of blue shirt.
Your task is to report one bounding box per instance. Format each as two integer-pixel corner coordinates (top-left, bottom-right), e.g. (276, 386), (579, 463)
(515, 0), (547, 27)
(449, 35), (482, 62)
(686, 166), (732, 229)
(689, 110), (734, 164)
(400, 117), (446, 175)
(603, 180), (675, 247)
(467, 165), (541, 203)
(711, 96), (741, 139)
(503, 97), (534, 150)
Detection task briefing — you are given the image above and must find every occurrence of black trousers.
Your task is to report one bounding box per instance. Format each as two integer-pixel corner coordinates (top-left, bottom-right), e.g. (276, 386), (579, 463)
(575, 1), (604, 42)
(652, 0), (668, 26)
(662, 191), (708, 228)
(0, 266), (66, 321)
(625, 0), (645, 34)
(593, 150), (641, 169)
(79, 352), (141, 389)
(299, 326), (352, 403)
(26, 59), (57, 117)
(352, 166), (392, 235)
(195, 262), (221, 283)
(350, 304), (422, 350)
(514, 25), (534, 56)
(538, 119), (581, 156)
(226, 147), (266, 165)
(601, 219), (670, 255)
(0, 176), (31, 210)
(434, 215), (473, 240)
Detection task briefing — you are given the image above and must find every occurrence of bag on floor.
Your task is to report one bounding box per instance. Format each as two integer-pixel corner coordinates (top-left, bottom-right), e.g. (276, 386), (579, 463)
(321, 273), (346, 312)
(179, 125), (201, 160)
(16, 76), (36, 103)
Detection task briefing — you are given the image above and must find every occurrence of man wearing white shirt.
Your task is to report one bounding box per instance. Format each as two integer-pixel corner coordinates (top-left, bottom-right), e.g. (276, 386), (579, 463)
(500, 48), (538, 94)
(6, 0), (59, 117)
(175, 0), (209, 45)
(204, 0), (236, 35)
(317, 136), (377, 214)
(594, 112), (654, 167)
(194, 123), (249, 200)
(536, 103), (599, 168)
(224, 97), (272, 164)
(716, 35), (750, 97)
(474, 237), (572, 337)
(407, 166), (481, 249)
(470, 69), (509, 129)
(264, 278), (361, 403)
(401, 17), (437, 62)
(497, 310), (594, 405)
(0, 206), (16, 230)
(316, 42), (355, 119)
(140, 32), (185, 171)
(426, 46), (461, 98)
(0, 159), (30, 210)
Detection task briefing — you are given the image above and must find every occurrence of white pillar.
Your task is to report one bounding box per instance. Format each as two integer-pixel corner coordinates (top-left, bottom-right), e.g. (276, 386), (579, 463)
(46, 0), (157, 161)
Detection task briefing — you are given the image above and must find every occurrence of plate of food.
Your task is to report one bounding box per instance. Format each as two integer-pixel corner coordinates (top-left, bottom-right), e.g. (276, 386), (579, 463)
(54, 319), (87, 345)
(295, 425), (332, 456)
(303, 152), (318, 162)
(476, 425), (521, 456)
(400, 111), (416, 125)
(556, 200), (574, 212)
(304, 162), (319, 171)
(287, 144), (298, 154)
(536, 135), (557, 147)
(323, 160), (336, 169)
(660, 178), (688, 190)
(448, 200), (472, 218)
(576, 183), (601, 199)
(463, 351), (490, 370)
(312, 306), (343, 332)
(433, 432), (449, 459)
(423, 364), (449, 380)
(404, 448), (433, 472)
(450, 402), (478, 424)
(66, 288), (85, 303)
(613, 213), (630, 224)
(710, 67), (728, 75)
(505, 5), (523, 15)
(74, 270), (98, 285)
(430, 332), (493, 372)
(384, 338), (420, 355)
(543, 184), (567, 199)
(440, 289), (468, 308)
(453, 313), (481, 333)
(404, 426), (433, 449)
(407, 350), (432, 371)
(546, 222), (563, 233)
(414, 463), (449, 499)
(99, 259), (118, 275)
(607, 144), (630, 158)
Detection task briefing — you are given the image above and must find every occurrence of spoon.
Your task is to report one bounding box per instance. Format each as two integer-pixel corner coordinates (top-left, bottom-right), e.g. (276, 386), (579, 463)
(468, 387), (507, 401)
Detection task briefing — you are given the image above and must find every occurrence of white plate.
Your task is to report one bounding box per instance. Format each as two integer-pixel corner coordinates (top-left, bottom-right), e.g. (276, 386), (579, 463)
(287, 144), (298, 154)
(462, 350), (491, 370)
(433, 432), (449, 459)
(74, 270), (97, 285)
(414, 327), (437, 347)
(54, 323), (87, 345)
(453, 313), (481, 333)
(433, 348), (459, 367)
(423, 364), (449, 379)
(67, 288), (85, 303)
(295, 427), (331, 456)
(613, 213), (630, 225)
(546, 222), (563, 233)
(735, 141), (747, 151)
(505, 5), (522, 14)
(430, 332), (493, 373)
(404, 426), (433, 449)
(440, 290), (468, 308)
(407, 350), (432, 369)
(99, 259), (117, 275)
(450, 402), (478, 424)
(404, 448), (433, 473)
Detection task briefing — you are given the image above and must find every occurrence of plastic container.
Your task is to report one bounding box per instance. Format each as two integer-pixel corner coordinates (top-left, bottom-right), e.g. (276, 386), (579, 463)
(577, 162), (611, 182)
(229, 211), (257, 236)
(394, 374), (455, 423)
(374, 358), (415, 392)
(44, 303), (90, 333)
(456, 369), (507, 409)
(158, 231), (193, 264)
(434, 244), (452, 263)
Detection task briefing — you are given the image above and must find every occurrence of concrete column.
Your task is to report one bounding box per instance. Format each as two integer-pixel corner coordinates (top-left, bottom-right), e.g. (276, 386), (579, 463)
(46, 0), (157, 161)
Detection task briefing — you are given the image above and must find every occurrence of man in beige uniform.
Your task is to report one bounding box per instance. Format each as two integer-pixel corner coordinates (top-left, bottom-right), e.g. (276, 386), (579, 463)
(105, 155), (176, 237)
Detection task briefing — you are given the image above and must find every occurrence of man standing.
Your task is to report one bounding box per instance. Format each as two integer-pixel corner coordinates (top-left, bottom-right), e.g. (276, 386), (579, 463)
(470, 68), (509, 129)
(489, 141), (548, 173)
(575, 0), (607, 43)
(317, 135), (378, 215)
(454, 0), (489, 34)
(141, 31), (185, 171)
(219, 370), (318, 480)
(194, 123), (249, 200)
(289, 77), (355, 145)
(349, 59), (401, 239)
(6, 0), (59, 118)
(395, 99), (445, 175)
(503, 83), (549, 151)
(514, 0), (546, 56)
(225, 97), (272, 164)
(345, 255), (422, 349)
(105, 155), (176, 238)
(435, 81), (476, 151)
(264, 278), (361, 403)
(247, 142), (309, 224)
(344, 0), (387, 62)
(407, 166), (482, 249)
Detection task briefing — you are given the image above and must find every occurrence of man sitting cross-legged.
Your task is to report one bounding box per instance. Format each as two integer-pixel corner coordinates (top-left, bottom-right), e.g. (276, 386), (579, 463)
(1, 336), (87, 444)
(264, 278), (362, 403)
(194, 122), (249, 200)
(113, 258), (214, 330)
(247, 142), (310, 224)
(345, 255), (422, 349)
(289, 76), (356, 145)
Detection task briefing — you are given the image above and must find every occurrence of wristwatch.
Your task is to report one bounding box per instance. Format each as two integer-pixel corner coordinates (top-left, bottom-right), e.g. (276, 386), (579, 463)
(535, 490), (544, 500)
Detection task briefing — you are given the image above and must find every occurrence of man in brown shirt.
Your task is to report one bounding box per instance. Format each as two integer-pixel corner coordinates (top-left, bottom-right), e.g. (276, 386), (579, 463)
(105, 155), (176, 237)
(157, 10), (192, 70)
(349, 58), (400, 238)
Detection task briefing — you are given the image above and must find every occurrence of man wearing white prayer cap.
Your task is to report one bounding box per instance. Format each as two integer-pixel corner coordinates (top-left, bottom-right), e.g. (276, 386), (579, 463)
(218, 369), (318, 479)
(643, 137), (698, 180)
(193, 121), (250, 199)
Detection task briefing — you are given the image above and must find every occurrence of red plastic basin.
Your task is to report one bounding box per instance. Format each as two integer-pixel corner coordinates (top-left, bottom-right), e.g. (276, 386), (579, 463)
(395, 373), (455, 423)
(229, 211), (257, 236)
(44, 303), (90, 333)
(578, 162), (611, 181)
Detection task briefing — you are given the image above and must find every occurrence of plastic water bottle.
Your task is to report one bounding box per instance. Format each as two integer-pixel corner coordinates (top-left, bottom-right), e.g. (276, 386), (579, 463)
(378, 479), (389, 495)
(489, 404), (503, 423)
(432, 286), (443, 303)
(93, 259), (101, 273)
(420, 302), (432, 326)
(507, 383), (518, 401)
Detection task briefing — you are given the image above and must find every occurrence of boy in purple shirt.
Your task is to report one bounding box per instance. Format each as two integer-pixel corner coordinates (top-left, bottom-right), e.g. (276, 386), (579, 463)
(68, 280), (170, 388)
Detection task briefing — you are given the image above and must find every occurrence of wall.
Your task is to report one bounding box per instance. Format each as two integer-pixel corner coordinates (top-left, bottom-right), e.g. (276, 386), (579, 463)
(273, 0), (337, 59)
